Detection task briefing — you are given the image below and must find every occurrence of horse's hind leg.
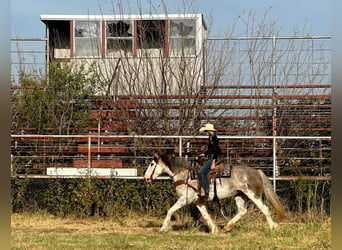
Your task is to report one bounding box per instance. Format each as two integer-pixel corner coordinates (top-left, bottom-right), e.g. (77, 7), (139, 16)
(243, 190), (278, 230)
(196, 204), (218, 233)
(225, 195), (247, 232)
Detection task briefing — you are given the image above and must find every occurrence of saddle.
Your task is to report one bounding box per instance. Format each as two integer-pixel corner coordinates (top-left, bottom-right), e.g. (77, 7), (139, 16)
(190, 159), (231, 179)
(191, 159), (231, 197)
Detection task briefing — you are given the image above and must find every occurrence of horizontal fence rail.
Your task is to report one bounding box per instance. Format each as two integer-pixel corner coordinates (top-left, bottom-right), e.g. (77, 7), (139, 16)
(11, 134), (331, 190)
(11, 36), (331, 138)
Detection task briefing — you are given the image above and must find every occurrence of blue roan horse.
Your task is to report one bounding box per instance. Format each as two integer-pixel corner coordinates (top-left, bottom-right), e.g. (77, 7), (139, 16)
(144, 153), (285, 233)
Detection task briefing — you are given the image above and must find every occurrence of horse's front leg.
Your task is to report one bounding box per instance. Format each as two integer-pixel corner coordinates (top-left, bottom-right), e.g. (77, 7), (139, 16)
(196, 204), (218, 234)
(160, 195), (190, 232)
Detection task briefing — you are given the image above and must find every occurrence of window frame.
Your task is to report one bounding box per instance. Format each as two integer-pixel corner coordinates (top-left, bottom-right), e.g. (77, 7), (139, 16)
(136, 19), (166, 50)
(169, 18), (197, 56)
(105, 20), (134, 57)
(73, 20), (102, 58)
(69, 17), (199, 58)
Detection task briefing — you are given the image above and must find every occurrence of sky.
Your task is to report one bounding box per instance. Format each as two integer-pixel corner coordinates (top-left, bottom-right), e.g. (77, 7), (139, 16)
(11, 0), (331, 38)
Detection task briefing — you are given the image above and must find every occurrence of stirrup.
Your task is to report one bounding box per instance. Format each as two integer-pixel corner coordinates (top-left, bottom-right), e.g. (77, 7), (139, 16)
(197, 193), (207, 198)
(197, 195), (208, 204)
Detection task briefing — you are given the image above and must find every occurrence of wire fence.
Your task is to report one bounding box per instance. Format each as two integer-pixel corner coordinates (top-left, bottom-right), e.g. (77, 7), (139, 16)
(10, 36), (331, 191)
(11, 37), (47, 85)
(11, 134), (331, 189)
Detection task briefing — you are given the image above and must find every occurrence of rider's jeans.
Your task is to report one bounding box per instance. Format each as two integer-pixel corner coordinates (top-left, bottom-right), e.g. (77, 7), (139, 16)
(198, 155), (213, 197)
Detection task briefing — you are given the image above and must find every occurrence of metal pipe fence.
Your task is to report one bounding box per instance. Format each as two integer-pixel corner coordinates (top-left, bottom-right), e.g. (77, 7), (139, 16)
(11, 37), (47, 85)
(11, 134), (331, 190)
(10, 35), (331, 191)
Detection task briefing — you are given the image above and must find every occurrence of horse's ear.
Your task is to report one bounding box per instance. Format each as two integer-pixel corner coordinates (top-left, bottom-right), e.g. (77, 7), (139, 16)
(153, 152), (160, 162)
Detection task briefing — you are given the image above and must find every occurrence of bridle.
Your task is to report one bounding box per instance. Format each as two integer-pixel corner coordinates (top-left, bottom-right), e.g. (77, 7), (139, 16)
(147, 159), (198, 192)
(148, 161), (158, 182)
(148, 161), (181, 182)
(170, 169), (182, 179)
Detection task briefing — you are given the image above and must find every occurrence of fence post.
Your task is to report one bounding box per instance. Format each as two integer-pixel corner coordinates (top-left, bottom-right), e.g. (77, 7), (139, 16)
(10, 154), (13, 175)
(272, 137), (277, 191)
(87, 135), (91, 178)
(179, 137), (182, 157)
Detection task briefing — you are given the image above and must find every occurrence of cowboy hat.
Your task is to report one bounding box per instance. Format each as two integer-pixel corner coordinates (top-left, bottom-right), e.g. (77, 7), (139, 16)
(199, 123), (216, 132)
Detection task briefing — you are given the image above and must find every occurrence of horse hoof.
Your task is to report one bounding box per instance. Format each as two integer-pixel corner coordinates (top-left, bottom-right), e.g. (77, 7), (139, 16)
(160, 227), (169, 232)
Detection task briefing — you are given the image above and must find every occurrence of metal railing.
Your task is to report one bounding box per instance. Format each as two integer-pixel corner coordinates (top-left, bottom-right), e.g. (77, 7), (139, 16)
(11, 37), (47, 85)
(11, 134), (331, 189)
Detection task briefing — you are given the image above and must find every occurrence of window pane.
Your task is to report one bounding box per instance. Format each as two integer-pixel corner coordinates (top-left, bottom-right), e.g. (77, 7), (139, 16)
(75, 38), (101, 57)
(170, 38), (196, 55)
(107, 21), (132, 37)
(107, 39), (132, 53)
(75, 21), (100, 38)
(170, 19), (196, 38)
(137, 20), (165, 49)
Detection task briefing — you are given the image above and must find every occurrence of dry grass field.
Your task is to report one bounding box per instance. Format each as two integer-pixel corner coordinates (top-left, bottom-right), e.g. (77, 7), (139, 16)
(11, 212), (331, 249)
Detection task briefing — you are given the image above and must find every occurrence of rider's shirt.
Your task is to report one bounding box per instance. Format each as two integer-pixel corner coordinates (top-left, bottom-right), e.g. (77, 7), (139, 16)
(205, 135), (220, 161)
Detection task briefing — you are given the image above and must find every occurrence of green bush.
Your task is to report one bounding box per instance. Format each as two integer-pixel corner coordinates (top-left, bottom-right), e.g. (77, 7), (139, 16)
(11, 178), (176, 218)
(11, 178), (330, 220)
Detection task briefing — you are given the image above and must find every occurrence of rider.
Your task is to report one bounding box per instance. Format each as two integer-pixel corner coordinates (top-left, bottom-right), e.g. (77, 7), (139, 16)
(197, 123), (221, 202)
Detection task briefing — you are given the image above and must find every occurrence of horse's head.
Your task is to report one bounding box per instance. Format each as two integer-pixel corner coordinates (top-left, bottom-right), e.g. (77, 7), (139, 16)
(144, 153), (171, 183)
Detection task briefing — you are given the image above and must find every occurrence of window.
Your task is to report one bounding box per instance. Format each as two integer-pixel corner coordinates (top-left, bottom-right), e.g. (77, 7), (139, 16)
(49, 21), (70, 49)
(48, 21), (70, 59)
(106, 20), (133, 56)
(70, 18), (198, 58)
(74, 21), (101, 57)
(169, 19), (196, 55)
(137, 20), (165, 49)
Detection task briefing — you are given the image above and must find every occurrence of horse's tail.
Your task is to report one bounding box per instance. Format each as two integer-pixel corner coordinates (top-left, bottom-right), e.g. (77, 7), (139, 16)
(258, 170), (285, 220)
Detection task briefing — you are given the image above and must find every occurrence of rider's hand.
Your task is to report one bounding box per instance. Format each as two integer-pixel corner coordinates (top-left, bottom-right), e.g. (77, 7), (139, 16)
(211, 164), (215, 170)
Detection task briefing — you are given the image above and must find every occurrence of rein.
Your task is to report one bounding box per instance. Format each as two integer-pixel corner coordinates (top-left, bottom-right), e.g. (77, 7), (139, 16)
(152, 157), (198, 192)
(149, 164), (157, 181)
(172, 169), (198, 192)
(170, 169), (181, 179)
(174, 179), (198, 192)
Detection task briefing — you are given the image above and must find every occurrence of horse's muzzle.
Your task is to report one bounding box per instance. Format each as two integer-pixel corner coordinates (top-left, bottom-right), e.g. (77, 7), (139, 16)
(144, 176), (153, 183)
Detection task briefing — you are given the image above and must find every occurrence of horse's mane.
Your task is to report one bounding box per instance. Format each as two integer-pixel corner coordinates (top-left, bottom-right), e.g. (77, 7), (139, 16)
(159, 153), (192, 171)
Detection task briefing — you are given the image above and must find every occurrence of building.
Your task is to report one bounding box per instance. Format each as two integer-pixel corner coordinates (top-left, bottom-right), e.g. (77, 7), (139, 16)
(40, 14), (207, 96)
